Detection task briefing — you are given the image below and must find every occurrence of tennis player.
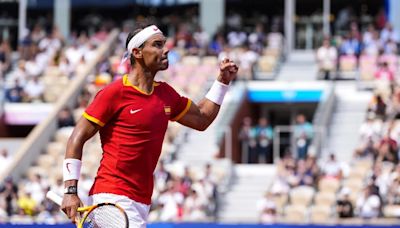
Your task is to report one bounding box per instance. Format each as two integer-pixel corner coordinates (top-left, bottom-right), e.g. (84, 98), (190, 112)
(61, 21), (238, 227)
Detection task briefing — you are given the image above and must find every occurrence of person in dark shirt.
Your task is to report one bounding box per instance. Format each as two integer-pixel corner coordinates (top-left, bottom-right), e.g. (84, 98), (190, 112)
(336, 188), (354, 218)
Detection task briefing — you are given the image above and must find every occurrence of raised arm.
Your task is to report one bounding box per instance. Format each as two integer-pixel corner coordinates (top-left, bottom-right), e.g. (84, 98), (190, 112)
(178, 58), (238, 131)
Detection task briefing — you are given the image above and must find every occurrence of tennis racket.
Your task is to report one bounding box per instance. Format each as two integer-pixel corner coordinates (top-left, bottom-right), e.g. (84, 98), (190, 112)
(46, 190), (129, 228)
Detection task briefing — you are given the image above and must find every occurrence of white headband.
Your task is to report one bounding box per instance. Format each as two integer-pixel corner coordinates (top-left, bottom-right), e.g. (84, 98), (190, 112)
(127, 25), (163, 54)
(121, 25), (163, 65)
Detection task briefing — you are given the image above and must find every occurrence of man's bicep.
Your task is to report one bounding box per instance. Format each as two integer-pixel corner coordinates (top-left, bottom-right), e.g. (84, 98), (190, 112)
(72, 117), (100, 143)
(177, 99), (219, 131)
(177, 102), (201, 129)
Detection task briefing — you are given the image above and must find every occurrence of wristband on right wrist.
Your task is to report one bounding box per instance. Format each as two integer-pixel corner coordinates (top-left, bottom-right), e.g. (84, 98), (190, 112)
(205, 80), (229, 105)
(63, 158), (82, 182)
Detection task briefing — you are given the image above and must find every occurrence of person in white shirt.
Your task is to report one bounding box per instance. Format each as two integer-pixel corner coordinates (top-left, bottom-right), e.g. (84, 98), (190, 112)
(322, 153), (342, 179)
(316, 38), (338, 80)
(24, 76), (45, 102)
(356, 185), (381, 219)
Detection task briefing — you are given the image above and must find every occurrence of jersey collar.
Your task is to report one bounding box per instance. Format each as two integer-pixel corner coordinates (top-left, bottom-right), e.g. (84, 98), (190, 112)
(122, 74), (159, 95)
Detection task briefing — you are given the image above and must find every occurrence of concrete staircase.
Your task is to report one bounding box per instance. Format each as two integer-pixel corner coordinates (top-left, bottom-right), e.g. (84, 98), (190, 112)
(276, 50), (319, 81)
(218, 164), (276, 223)
(323, 81), (372, 162)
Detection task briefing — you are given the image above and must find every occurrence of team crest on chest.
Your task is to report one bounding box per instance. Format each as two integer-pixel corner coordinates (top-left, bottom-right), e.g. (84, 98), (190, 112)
(164, 106), (171, 115)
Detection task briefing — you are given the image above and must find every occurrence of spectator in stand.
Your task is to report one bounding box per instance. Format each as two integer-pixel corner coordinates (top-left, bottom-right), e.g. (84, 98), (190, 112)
(208, 33), (225, 56)
(355, 185), (381, 219)
(376, 131), (398, 164)
(335, 6), (353, 33)
(294, 159), (314, 186)
(305, 155), (320, 183)
(193, 25), (210, 56)
(363, 24), (376, 46)
(154, 161), (172, 193)
(255, 117), (273, 163)
(23, 76), (45, 102)
(375, 8), (387, 30)
(158, 181), (184, 221)
(5, 79), (25, 103)
(218, 45), (239, 64)
(237, 44), (258, 80)
(267, 25), (283, 53)
(183, 189), (207, 221)
(57, 107), (76, 128)
(17, 191), (37, 216)
(293, 114), (313, 159)
(375, 62), (394, 85)
(0, 177), (18, 216)
(248, 23), (266, 54)
(256, 192), (277, 224)
(58, 54), (74, 78)
(321, 153), (342, 180)
(0, 40), (11, 78)
(336, 188), (354, 218)
(316, 37), (338, 80)
(339, 34), (361, 57)
(24, 174), (47, 206)
(380, 22), (399, 45)
(180, 167), (193, 196)
(238, 117), (257, 163)
(362, 29), (381, 57)
(387, 168), (400, 205)
(368, 94), (387, 120)
(0, 149), (11, 174)
(18, 28), (32, 61)
(383, 38), (398, 55)
(359, 113), (382, 143)
(6, 60), (28, 88)
(227, 29), (247, 48)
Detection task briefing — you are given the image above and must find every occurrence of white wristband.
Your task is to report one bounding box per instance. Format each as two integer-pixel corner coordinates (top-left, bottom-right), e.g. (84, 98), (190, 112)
(63, 158), (82, 181)
(205, 80), (229, 105)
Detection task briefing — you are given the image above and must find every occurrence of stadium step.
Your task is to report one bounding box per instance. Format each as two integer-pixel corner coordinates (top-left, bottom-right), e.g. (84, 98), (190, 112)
(218, 164), (276, 223)
(276, 50), (319, 81)
(323, 82), (372, 161)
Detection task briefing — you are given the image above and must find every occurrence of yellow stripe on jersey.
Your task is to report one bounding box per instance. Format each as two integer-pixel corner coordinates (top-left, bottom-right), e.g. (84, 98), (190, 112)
(83, 112), (105, 127)
(171, 99), (192, 121)
(122, 74), (159, 95)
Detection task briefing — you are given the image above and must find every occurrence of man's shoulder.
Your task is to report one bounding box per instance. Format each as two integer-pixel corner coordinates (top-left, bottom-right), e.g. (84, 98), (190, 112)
(102, 78), (124, 92)
(154, 81), (174, 91)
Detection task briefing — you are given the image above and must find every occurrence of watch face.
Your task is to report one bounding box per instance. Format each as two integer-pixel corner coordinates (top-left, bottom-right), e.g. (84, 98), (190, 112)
(65, 186), (78, 194)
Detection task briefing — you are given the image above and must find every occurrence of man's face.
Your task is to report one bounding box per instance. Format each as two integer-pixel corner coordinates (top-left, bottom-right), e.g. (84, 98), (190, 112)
(141, 33), (169, 71)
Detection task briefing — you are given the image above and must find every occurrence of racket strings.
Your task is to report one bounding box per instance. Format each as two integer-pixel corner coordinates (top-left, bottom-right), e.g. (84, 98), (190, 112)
(83, 205), (128, 228)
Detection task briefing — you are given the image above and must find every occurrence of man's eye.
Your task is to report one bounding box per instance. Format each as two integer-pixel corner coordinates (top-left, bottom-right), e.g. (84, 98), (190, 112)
(154, 42), (164, 48)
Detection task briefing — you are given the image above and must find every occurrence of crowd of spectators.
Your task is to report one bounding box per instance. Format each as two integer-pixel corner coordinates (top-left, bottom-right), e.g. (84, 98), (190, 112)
(254, 79), (400, 224)
(316, 21), (399, 81)
(253, 10), (400, 223)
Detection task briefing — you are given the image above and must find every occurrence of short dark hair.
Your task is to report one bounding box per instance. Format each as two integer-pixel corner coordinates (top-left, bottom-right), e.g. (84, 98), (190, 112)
(125, 19), (157, 66)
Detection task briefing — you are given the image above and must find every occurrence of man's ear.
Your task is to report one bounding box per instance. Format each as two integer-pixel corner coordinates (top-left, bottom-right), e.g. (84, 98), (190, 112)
(132, 48), (143, 59)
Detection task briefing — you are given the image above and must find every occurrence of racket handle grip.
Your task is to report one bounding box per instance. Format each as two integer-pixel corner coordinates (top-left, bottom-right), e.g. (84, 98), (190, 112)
(46, 190), (63, 206)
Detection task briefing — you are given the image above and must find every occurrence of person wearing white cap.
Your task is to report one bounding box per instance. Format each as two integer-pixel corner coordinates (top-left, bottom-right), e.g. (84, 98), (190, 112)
(60, 20), (238, 227)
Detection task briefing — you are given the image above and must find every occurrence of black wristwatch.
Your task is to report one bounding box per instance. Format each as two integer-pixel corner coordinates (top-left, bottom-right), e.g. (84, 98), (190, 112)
(64, 186), (78, 194)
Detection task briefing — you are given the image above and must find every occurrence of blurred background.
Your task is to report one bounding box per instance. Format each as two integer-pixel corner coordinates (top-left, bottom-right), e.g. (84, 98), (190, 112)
(0, 0), (400, 227)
